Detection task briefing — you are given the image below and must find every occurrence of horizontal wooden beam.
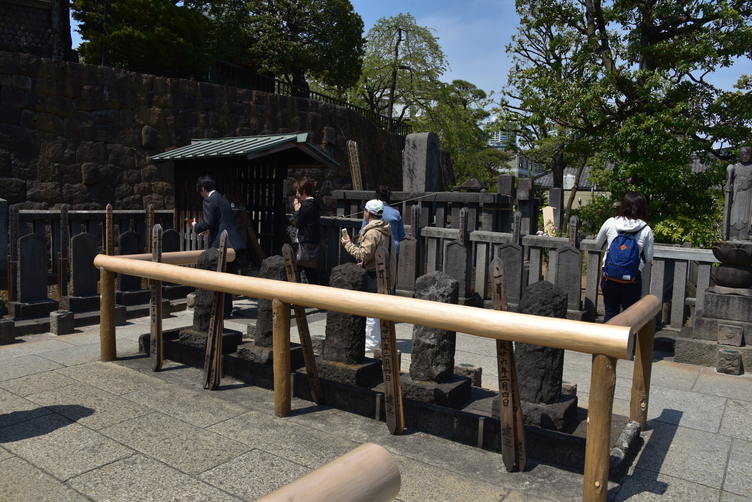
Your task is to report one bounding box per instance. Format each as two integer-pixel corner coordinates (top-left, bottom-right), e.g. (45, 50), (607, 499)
(119, 249), (236, 265)
(94, 254), (643, 359)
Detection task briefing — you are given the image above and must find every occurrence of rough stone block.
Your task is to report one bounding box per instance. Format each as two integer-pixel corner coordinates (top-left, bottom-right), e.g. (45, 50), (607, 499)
(186, 292), (196, 309)
(454, 363), (482, 387)
(9, 299), (59, 320)
(0, 319), (15, 345)
(50, 310), (74, 335)
(178, 328), (243, 354)
(562, 381), (578, 397)
(492, 395), (579, 432)
(675, 336), (721, 367)
(115, 289), (151, 306)
(115, 305), (127, 326)
(718, 349), (743, 375)
(397, 374), (472, 409)
(235, 342), (304, 368)
(718, 324), (744, 346)
(311, 334), (325, 355)
(316, 356), (382, 387)
(60, 295), (100, 313)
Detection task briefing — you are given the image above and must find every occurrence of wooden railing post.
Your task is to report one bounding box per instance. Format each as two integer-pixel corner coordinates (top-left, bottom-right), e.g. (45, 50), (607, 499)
(630, 318), (656, 430)
(99, 204), (117, 361)
(273, 298), (292, 417)
(584, 353), (617, 502)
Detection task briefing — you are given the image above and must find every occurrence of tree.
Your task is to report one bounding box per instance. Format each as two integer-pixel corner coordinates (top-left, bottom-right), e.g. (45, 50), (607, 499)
(504, 0), (752, 245)
(242, 0), (365, 94)
(352, 13), (448, 126)
(72, 0), (211, 76)
(412, 80), (495, 187)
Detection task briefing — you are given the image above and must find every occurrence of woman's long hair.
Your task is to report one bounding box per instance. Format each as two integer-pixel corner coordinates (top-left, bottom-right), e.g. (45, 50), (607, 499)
(617, 191), (649, 221)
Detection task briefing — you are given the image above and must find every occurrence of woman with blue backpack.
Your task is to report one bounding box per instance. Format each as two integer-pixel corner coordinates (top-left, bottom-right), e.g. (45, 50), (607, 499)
(596, 191), (655, 322)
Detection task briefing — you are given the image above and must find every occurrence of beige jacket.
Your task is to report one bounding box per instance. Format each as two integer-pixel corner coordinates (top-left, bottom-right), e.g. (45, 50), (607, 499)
(345, 219), (397, 278)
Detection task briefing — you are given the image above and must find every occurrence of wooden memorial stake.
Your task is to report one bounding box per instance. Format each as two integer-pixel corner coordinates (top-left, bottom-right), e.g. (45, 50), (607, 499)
(281, 243), (323, 405)
(375, 246), (404, 435)
(150, 224), (164, 372)
(489, 257), (527, 472)
(203, 231), (228, 390)
(346, 139), (364, 191)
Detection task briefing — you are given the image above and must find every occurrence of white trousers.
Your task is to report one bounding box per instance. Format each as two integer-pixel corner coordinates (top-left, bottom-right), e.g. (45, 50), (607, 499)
(365, 317), (381, 350)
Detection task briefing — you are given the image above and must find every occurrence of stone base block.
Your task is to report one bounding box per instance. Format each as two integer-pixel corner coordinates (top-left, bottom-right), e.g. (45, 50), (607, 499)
(316, 356), (382, 387)
(492, 395), (579, 432)
(116, 290), (151, 306)
(693, 316), (752, 344)
(60, 295), (100, 313)
(701, 292), (752, 323)
(718, 349), (743, 375)
(235, 343), (304, 369)
(115, 305), (127, 326)
(395, 374), (472, 409)
(162, 284), (193, 300)
(138, 329), (181, 354)
(50, 310), (74, 335)
(676, 335), (752, 371)
(454, 363), (482, 387)
(178, 328), (243, 354)
(9, 299), (59, 320)
(0, 318), (15, 345)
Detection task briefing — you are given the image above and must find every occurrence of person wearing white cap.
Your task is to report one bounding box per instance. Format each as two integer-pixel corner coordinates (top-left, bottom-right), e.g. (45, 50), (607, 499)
(341, 199), (396, 352)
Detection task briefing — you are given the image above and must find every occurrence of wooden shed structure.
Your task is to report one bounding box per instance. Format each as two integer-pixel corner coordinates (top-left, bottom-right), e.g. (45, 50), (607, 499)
(151, 132), (339, 260)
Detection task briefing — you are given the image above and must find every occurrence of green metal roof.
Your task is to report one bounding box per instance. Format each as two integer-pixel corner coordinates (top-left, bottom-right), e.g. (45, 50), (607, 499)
(150, 132), (339, 168)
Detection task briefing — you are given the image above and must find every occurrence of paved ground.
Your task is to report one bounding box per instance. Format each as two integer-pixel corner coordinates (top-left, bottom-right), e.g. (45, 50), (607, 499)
(0, 299), (751, 501)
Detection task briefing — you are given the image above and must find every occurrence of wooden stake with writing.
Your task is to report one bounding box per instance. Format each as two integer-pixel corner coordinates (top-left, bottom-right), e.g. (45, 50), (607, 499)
(150, 224), (164, 372)
(203, 231), (228, 390)
(376, 246), (404, 435)
(282, 244), (323, 405)
(490, 257), (527, 472)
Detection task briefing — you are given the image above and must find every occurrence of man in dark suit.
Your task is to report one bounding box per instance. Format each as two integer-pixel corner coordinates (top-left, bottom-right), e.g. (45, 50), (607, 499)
(192, 175), (247, 317)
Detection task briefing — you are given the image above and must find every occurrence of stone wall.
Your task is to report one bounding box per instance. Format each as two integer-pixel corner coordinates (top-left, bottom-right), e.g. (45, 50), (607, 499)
(0, 51), (405, 212)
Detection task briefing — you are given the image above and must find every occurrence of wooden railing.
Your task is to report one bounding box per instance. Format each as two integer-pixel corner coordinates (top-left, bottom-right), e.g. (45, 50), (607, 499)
(94, 241), (660, 502)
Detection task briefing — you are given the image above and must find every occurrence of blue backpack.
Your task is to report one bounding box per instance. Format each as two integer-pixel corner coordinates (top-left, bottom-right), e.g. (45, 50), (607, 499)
(603, 229), (642, 283)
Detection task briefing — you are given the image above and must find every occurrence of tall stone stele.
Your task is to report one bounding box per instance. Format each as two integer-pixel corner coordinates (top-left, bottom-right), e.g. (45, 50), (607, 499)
(679, 145), (752, 374)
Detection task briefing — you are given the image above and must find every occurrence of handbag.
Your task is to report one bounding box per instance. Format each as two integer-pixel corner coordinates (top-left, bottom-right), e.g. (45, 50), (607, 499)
(296, 242), (320, 268)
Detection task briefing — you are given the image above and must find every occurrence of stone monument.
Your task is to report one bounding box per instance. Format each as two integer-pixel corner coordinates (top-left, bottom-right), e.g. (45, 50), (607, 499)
(403, 132), (440, 192)
(676, 146), (752, 374)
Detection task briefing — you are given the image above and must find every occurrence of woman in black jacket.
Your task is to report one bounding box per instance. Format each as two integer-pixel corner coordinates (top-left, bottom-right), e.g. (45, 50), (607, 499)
(292, 178), (322, 284)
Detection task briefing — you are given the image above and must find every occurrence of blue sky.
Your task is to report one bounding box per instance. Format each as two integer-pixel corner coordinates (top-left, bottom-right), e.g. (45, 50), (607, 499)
(71, 1), (750, 98)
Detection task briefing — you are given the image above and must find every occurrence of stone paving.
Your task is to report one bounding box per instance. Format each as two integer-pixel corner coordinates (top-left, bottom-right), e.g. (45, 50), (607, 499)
(0, 299), (750, 501)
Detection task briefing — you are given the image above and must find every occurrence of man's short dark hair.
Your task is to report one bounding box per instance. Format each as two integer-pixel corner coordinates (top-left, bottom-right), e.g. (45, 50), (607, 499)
(375, 185), (391, 204)
(196, 175), (216, 193)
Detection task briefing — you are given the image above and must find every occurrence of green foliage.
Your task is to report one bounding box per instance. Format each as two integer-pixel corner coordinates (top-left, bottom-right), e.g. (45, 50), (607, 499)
(72, 0), (211, 76)
(504, 0), (752, 247)
(351, 13), (447, 125)
(240, 0), (365, 92)
(411, 80), (496, 187)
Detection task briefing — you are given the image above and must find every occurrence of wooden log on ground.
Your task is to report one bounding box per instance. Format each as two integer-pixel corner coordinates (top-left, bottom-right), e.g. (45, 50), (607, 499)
(256, 443), (400, 502)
